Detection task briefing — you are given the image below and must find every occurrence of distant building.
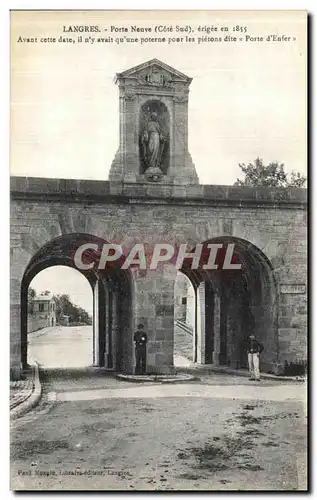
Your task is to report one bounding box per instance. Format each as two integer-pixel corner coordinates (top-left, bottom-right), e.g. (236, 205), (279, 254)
(28, 291), (56, 333)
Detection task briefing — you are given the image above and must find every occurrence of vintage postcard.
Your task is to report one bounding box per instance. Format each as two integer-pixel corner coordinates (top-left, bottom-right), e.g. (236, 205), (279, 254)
(10, 10), (307, 491)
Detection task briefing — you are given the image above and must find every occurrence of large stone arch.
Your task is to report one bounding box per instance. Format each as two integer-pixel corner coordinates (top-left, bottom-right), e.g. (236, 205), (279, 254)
(19, 233), (134, 374)
(10, 177), (307, 379)
(177, 236), (278, 372)
(181, 218), (283, 266)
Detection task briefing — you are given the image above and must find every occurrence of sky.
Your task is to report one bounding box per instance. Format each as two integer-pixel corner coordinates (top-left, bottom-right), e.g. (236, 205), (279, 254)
(11, 10), (306, 311)
(30, 266), (93, 316)
(10, 10), (306, 185)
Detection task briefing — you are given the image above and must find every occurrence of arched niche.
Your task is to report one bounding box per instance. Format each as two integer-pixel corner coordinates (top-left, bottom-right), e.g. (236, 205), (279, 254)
(139, 99), (170, 175)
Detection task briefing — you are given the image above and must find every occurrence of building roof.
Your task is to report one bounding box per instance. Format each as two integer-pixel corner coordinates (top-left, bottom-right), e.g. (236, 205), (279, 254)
(34, 291), (55, 302)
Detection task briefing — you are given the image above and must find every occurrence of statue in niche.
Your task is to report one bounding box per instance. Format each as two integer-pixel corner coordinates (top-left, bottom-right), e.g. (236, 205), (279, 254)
(139, 102), (169, 181)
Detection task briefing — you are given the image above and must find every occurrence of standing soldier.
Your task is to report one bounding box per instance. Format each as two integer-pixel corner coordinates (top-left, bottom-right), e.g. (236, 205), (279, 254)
(134, 324), (148, 375)
(247, 334), (264, 381)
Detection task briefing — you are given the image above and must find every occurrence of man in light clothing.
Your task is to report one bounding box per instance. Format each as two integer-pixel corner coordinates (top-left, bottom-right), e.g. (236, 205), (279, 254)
(247, 334), (264, 381)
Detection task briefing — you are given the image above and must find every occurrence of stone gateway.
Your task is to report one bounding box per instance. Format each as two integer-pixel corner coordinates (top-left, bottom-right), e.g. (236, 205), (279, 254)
(10, 59), (307, 380)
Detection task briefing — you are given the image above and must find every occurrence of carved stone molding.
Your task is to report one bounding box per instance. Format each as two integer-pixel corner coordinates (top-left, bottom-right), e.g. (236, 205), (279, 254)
(124, 93), (137, 101)
(172, 95), (188, 103)
(144, 166), (164, 182)
(136, 68), (174, 88)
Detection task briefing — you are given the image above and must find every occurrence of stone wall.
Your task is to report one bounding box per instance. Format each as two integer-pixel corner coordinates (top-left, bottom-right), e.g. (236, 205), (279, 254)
(27, 316), (49, 333)
(174, 273), (188, 321)
(10, 177), (307, 377)
(186, 283), (195, 329)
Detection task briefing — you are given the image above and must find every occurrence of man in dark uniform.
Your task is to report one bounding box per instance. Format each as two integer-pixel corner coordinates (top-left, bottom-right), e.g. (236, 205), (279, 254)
(247, 334), (264, 381)
(134, 324), (148, 375)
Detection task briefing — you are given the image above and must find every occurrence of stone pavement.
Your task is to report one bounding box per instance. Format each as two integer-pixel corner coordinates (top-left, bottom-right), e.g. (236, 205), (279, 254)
(117, 372), (196, 383)
(16, 325), (305, 424)
(28, 325), (93, 369)
(11, 368), (307, 491)
(10, 379), (33, 411)
(55, 379), (306, 405)
(11, 324), (307, 491)
(10, 362), (42, 420)
(179, 363), (307, 382)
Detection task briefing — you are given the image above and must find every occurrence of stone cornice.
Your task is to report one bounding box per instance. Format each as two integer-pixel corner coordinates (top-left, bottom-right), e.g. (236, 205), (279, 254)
(119, 88), (188, 99)
(10, 177), (307, 209)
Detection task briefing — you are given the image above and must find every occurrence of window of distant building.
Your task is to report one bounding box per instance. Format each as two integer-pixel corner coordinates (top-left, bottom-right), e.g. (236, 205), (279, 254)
(39, 303), (45, 312)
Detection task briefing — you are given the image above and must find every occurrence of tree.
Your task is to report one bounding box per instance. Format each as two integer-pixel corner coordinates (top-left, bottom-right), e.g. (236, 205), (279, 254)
(53, 294), (72, 322)
(28, 287), (36, 314)
(53, 293), (92, 325)
(234, 158), (306, 188)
